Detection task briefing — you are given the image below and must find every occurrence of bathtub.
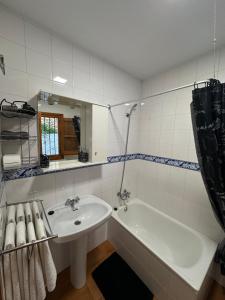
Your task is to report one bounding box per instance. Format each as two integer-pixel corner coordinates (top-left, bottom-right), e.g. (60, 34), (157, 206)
(109, 199), (217, 300)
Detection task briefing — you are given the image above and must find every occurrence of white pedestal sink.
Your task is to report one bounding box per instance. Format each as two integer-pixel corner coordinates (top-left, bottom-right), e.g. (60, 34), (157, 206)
(47, 195), (112, 289)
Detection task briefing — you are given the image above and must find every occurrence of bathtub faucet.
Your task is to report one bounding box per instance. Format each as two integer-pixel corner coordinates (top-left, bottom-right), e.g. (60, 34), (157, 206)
(117, 189), (130, 201)
(117, 189), (130, 211)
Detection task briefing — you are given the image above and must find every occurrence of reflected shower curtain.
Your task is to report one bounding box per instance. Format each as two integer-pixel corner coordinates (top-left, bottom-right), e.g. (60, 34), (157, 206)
(191, 78), (225, 274)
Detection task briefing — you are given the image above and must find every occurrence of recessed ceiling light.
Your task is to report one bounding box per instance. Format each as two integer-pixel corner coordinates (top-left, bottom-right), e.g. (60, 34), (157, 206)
(53, 76), (67, 84)
(141, 102), (145, 106)
(124, 103), (130, 106)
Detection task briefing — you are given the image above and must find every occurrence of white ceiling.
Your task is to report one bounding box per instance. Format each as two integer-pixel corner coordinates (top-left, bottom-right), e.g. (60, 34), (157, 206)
(1, 0), (225, 80)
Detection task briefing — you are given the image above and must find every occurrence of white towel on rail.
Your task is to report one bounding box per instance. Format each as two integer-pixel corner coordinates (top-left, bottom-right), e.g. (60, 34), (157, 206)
(27, 222), (46, 300)
(24, 203), (32, 223)
(16, 221), (29, 300)
(4, 222), (21, 300)
(32, 201), (41, 219)
(7, 206), (15, 224)
(35, 218), (57, 292)
(16, 204), (24, 223)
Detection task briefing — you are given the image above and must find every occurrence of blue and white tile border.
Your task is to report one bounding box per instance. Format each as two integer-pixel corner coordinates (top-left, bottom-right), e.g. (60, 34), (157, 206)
(136, 154), (200, 171)
(3, 153), (200, 181)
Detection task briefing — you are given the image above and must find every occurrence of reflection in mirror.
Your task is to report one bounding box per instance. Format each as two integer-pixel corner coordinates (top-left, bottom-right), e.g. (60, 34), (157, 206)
(38, 92), (90, 165)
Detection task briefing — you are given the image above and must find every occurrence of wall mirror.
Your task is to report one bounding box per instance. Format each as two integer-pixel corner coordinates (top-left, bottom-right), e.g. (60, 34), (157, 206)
(38, 91), (108, 170)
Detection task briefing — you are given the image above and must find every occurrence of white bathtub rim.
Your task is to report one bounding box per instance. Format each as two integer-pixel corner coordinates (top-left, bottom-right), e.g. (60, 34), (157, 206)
(112, 198), (218, 292)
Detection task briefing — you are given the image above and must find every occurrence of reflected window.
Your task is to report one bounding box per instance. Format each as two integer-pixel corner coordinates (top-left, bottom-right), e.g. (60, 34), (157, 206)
(39, 112), (63, 159)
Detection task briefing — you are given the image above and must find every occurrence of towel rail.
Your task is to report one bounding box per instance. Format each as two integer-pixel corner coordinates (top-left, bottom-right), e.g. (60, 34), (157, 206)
(0, 199), (58, 256)
(0, 235), (57, 255)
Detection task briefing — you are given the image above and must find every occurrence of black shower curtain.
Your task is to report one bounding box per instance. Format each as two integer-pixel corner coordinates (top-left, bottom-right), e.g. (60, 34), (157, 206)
(191, 78), (225, 274)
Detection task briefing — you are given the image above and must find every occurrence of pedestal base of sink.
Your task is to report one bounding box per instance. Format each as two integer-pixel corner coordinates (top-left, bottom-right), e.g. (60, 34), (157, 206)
(70, 235), (87, 289)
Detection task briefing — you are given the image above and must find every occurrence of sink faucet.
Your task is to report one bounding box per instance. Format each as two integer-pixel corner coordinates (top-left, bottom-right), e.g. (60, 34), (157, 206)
(65, 196), (80, 211)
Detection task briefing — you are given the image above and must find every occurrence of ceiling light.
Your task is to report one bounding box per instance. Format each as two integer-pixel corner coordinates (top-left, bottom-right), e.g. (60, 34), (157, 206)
(124, 103), (130, 106)
(53, 76), (67, 84)
(141, 102), (145, 106)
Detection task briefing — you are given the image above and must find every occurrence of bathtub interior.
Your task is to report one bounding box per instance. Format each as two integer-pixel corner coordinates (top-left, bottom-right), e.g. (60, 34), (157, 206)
(114, 199), (217, 292)
(117, 202), (203, 268)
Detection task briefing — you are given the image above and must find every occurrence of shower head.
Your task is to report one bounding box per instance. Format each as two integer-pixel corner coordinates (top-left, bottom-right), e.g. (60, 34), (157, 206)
(126, 103), (137, 117)
(0, 55), (5, 75)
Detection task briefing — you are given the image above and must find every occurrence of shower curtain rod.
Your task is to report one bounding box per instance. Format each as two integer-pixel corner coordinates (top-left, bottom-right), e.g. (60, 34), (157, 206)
(109, 79), (210, 109)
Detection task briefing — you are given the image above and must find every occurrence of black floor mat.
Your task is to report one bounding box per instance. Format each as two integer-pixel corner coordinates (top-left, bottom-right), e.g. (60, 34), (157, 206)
(92, 252), (153, 300)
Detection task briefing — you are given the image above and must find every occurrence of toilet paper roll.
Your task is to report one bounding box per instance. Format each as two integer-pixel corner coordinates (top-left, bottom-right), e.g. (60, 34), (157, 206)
(3, 154), (21, 170)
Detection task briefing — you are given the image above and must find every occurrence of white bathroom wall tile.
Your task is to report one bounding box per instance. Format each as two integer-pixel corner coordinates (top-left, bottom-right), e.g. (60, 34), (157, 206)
(30, 173), (56, 207)
(161, 93), (177, 116)
(72, 87), (89, 102)
(73, 68), (90, 91)
(175, 87), (192, 115)
(171, 130), (189, 160)
(52, 58), (73, 86)
(27, 49), (52, 79)
(54, 171), (75, 204)
(52, 36), (73, 63)
(0, 6), (25, 45)
(160, 115), (175, 132)
(28, 74), (52, 98)
(5, 177), (34, 203)
(90, 56), (104, 94)
(0, 68), (28, 97)
(0, 36), (26, 72)
(87, 91), (104, 105)
(73, 46), (90, 74)
(174, 113), (192, 131)
(25, 22), (51, 56)
(52, 82), (73, 98)
(183, 171), (207, 206)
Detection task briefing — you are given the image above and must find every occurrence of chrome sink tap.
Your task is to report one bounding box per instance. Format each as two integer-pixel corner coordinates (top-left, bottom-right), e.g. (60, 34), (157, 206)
(65, 196), (80, 211)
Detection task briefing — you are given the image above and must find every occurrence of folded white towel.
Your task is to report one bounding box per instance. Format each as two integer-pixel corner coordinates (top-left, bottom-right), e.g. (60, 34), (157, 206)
(35, 218), (57, 292)
(24, 203), (32, 223)
(16, 221), (29, 300)
(32, 201), (40, 219)
(7, 206), (15, 224)
(16, 204), (24, 223)
(4, 222), (21, 300)
(28, 222), (46, 300)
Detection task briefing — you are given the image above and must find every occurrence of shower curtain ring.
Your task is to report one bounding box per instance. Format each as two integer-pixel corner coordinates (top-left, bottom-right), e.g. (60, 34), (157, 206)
(194, 81), (198, 90)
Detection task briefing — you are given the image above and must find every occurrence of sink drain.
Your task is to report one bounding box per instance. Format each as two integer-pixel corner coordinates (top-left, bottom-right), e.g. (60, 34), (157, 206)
(74, 220), (81, 225)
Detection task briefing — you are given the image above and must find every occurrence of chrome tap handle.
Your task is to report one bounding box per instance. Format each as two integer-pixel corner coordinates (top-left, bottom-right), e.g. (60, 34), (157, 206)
(74, 196), (80, 203)
(65, 198), (71, 206)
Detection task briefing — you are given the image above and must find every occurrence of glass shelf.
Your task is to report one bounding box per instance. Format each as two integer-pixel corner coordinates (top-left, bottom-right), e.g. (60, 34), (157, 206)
(0, 110), (36, 119)
(0, 136), (37, 142)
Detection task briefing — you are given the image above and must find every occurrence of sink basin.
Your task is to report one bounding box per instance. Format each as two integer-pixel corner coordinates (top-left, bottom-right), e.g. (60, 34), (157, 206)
(47, 195), (112, 243)
(46, 194), (112, 289)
